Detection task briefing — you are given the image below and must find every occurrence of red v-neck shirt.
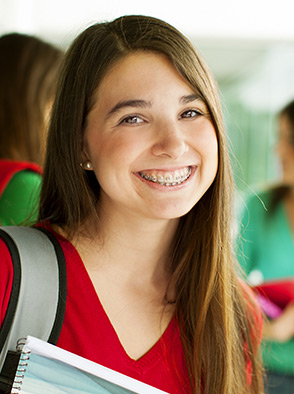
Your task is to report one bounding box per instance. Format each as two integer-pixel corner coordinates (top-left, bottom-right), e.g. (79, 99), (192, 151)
(0, 225), (261, 392)
(0, 228), (191, 394)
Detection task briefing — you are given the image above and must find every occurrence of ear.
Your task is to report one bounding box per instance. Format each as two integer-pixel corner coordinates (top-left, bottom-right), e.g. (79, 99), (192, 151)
(80, 142), (93, 170)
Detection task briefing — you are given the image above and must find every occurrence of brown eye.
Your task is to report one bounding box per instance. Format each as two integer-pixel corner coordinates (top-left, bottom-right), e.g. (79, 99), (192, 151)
(121, 115), (144, 124)
(181, 109), (203, 119)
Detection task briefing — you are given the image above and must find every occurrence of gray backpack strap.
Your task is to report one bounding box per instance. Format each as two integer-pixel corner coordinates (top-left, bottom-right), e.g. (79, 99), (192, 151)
(0, 226), (66, 372)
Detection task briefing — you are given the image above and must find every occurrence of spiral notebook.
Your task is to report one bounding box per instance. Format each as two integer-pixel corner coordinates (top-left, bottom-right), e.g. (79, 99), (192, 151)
(11, 336), (170, 394)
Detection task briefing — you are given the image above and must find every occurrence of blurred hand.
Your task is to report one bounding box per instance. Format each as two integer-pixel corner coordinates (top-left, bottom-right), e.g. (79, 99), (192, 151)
(263, 302), (294, 342)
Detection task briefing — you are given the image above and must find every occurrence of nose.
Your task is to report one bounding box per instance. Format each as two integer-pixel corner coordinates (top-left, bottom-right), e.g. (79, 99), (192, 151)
(151, 121), (188, 159)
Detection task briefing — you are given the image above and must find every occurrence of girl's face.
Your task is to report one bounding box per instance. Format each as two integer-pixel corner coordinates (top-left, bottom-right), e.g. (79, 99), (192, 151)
(83, 52), (218, 221)
(276, 115), (294, 185)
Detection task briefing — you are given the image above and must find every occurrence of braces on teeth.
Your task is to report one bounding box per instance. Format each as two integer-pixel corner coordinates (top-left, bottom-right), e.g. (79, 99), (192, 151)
(139, 167), (191, 186)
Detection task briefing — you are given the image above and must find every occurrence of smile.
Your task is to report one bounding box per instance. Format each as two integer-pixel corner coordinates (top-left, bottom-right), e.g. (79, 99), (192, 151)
(138, 166), (192, 186)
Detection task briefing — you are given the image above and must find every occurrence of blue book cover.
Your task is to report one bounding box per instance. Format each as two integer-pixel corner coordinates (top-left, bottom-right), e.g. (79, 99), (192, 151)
(11, 336), (170, 394)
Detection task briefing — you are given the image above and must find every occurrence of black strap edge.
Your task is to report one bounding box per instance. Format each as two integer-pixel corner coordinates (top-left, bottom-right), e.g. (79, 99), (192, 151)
(33, 227), (67, 344)
(0, 230), (21, 354)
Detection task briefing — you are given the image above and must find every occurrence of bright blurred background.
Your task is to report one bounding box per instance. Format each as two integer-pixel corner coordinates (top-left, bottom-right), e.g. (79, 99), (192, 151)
(1, 0), (294, 192)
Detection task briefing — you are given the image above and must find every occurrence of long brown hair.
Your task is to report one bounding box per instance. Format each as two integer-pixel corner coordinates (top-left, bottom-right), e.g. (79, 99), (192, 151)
(0, 33), (63, 165)
(39, 15), (264, 393)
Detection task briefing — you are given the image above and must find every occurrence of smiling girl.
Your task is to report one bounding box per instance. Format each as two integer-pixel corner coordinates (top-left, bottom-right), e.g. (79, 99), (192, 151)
(0, 15), (264, 393)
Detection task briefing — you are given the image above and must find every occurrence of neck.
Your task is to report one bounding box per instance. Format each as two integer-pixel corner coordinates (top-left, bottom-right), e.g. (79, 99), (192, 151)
(75, 208), (179, 286)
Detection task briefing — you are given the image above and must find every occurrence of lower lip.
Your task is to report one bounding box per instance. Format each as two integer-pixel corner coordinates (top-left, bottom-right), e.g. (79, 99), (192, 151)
(135, 166), (196, 191)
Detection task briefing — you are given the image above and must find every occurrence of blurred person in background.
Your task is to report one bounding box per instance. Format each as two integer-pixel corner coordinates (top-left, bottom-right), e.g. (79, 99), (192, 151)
(237, 99), (294, 394)
(0, 33), (63, 226)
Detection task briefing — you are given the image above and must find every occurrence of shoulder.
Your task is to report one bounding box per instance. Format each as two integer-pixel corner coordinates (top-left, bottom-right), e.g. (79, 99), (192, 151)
(37, 222), (77, 260)
(0, 160), (42, 196)
(1, 169), (42, 201)
(0, 236), (14, 326)
(239, 188), (272, 226)
(0, 234), (14, 270)
(0, 160), (42, 175)
(0, 171), (42, 225)
(7, 170), (42, 189)
(246, 186), (276, 209)
(247, 189), (270, 208)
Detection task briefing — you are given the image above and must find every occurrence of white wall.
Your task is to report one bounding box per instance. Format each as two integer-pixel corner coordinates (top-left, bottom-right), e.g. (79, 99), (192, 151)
(1, 0), (294, 111)
(1, 0), (294, 45)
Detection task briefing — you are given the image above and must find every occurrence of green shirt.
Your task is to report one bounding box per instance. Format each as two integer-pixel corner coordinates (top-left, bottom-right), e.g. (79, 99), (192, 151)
(237, 189), (294, 374)
(0, 170), (42, 226)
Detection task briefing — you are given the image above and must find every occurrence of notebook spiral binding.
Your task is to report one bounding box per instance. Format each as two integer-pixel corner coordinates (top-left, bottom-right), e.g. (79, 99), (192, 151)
(11, 349), (31, 394)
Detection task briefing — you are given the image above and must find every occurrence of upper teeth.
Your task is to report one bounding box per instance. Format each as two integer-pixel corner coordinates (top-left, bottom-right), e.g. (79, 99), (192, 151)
(139, 167), (191, 186)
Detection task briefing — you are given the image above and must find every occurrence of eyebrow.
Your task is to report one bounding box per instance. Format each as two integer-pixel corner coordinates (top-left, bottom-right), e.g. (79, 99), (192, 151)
(106, 94), (203, 119)
(106, 99), (152, 118)
(180, 94), (203, 104)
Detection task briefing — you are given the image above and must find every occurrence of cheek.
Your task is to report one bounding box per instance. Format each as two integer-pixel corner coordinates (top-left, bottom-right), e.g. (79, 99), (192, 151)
(201, 131), (219, 181)
(88, 133), (141, 176)
(198, 128), (218, 165)
(104, 133), (149, 164)
(103, 136), (138, 164)
(208, 146), (219, 181)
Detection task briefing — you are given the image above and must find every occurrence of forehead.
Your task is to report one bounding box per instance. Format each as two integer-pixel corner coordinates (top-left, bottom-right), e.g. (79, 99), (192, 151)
(94, 51), (196, 102)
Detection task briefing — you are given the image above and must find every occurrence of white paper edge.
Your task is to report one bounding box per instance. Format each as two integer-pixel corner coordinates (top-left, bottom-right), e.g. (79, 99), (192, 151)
(23, 336), (170, 394)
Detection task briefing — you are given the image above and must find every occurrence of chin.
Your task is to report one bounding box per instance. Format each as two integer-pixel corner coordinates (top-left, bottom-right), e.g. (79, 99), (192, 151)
(150, 202), (197, 220)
